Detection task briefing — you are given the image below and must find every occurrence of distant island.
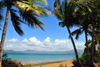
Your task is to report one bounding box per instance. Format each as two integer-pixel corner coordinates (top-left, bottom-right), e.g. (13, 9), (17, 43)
(3, 50), (24, 53)
(3, 49), (83, 54)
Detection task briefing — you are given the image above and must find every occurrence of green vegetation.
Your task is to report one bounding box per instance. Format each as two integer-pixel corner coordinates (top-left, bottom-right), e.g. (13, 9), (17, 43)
(2, 54), (19, 67)
(73, 40), (100, 66)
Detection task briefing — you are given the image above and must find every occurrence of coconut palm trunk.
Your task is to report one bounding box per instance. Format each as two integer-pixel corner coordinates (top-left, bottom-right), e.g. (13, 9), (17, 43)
(85, 29), (89, 66)
(90, 22), (95, 67)
(0, 7), (10, 67)
(66, 26), (81, 66)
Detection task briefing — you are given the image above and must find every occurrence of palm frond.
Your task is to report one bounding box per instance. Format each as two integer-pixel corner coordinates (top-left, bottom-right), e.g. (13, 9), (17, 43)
(54, 0), (80, 28)
(10, 9), (24, 36)
(19, 9), (44, 31)
(71, 29), (83, 40)
(53, 10), (63, 20)
(54, 0), (60, 10)
(14, 1), (48, 16)
(0, 1), (4, 21)
(31, 4), (48, 16)
(34, 0), (48, 5)
(16, 0), (48, 5)
(59, 22), (65, 27)
(87, 30), (92, 36)
(53, 0), (66, 20)
(0, 13), (3, 22)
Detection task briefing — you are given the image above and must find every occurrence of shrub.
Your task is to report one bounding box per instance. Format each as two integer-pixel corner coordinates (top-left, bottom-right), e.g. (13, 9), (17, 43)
(73, 50), (100, 66)
(2, 54), (33, 67)
(2, 54), (22, 67)
(2, 54), (12, 66)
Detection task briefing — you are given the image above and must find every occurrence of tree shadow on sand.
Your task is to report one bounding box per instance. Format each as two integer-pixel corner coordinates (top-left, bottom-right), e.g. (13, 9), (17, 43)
(59, 64), (75, 67)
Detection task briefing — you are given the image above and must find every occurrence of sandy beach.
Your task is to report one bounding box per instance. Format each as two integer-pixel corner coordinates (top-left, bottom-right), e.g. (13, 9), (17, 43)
(36, 60), (74, 67)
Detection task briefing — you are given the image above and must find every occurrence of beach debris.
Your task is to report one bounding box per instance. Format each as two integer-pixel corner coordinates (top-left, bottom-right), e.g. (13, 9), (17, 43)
(65, 64), (67, 67)
(59, 64), (64, 67)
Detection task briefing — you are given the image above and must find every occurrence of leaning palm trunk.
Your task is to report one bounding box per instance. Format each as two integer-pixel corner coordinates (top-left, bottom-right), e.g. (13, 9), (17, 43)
(85, 30), (89, 66)
(90, 23), (95, 67)
(66, 26), (81, 66)
(0, 7), (10, 67)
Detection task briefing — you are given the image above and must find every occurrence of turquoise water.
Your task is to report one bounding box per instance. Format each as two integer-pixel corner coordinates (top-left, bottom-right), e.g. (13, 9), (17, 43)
(3, 52), (82, 64)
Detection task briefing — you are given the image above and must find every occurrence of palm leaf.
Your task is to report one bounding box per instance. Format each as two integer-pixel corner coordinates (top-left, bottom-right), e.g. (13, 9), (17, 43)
(71, 28), (83, 39)
(0, 1), (4, 21)
(34, 0), (48, 5)
(54, 0), (60, 10)
(53, 10), (63, 20)
(16, 0), (48, 5)
(15, 1), (48, 15)
(59, 22), (65, 27)
(19, 9), (44, 31)
(10, 9), (24, 36)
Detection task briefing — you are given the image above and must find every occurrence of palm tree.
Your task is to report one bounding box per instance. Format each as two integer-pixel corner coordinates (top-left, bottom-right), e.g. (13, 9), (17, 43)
(72, 24), (90, 66)
(74, 0), (100, 66)
(78, 0), (100, 66)
(87, 0), (100, 66)
(71, 3), (93, 66)
(54, 0), (81, 66)
(0, 0), (48, 67)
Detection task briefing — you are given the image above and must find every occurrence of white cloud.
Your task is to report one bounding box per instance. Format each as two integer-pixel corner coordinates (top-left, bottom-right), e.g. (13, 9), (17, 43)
(3, 37), (85, 51)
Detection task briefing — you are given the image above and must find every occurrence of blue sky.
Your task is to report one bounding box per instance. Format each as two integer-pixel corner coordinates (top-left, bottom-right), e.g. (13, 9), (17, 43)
(0, 0), (90, 51)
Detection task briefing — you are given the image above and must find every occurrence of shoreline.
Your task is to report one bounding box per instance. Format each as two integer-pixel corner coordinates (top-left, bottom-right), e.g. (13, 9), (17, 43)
(15, 59), (75, 65)
(32, 59), (74, 64)
(33, 60), (74, 67)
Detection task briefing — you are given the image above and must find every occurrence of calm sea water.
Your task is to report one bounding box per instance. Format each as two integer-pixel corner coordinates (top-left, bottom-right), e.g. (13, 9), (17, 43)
(3, 52), (82, 64)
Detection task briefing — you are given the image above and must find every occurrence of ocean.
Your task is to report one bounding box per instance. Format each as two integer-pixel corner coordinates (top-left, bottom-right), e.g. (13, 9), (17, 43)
(3, 52), (82, 64)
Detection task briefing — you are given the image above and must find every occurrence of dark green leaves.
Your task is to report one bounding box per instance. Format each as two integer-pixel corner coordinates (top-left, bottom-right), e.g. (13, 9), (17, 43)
(10, 9), (24, 36)
(19, 9), (44, 30)
(72, 28), (83, 40)
(0, 1), (4, 22)
(59, 22), (65, 27)
(54, 0), (60, 10)
(54, 10), (63, 20)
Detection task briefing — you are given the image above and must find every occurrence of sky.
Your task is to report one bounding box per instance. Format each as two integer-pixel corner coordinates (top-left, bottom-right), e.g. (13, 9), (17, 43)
(0, 0), (91, 51)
